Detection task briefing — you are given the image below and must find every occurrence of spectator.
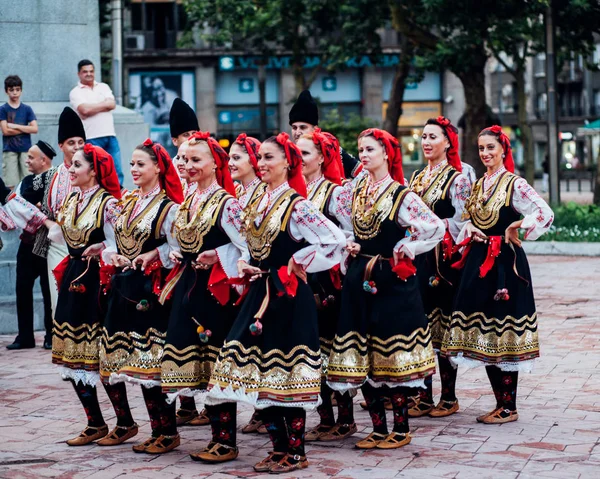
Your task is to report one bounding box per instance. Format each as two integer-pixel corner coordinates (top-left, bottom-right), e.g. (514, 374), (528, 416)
(0, 75), (38, 188)
(69, 59), (124, 184)
(7, 140), (55, 350)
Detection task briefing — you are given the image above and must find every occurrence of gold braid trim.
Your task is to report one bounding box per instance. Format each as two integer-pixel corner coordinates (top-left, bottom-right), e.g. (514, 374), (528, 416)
(307, 179), (337, 213)
(410, 164), (458, 209)
(327, 328), (435, 381)
(52, 320), (101, 366)
(464, 172), (517, 228)
(58, 189), (109, 250)
(115, 193), (168, 260)
(441, 310), (539, 358)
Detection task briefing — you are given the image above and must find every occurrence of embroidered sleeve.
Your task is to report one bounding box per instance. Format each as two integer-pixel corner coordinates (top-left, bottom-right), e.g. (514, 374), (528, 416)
(157, 203), (179, 269)
(0, 205), (17, 231)
(3, 195), (48, 234)
(394, 191), (445, 259)
(512, 178), (554, 240)
(447, 173), (472, 242)
(215, 197), (249, 278)
(290, 199), (346, 273)
(329, 185), (354, 241)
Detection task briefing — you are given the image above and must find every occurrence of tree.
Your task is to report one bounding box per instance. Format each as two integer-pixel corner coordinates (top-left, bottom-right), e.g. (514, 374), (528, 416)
(489, 0), (600, 187)
(182, 0), (383, 94)
(390, 0), (493, 177)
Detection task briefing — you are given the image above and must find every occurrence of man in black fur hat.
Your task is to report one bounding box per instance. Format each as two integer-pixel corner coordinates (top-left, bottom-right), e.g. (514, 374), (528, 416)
(170, 98), (199, 149)
(289, 90), (362, 179)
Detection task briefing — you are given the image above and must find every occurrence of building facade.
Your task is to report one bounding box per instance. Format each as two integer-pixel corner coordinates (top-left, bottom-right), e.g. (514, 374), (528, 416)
(122, 0), (450, 167)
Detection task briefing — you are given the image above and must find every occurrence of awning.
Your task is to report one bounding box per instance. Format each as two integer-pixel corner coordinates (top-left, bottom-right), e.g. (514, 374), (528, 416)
(577, 118), (600, 137)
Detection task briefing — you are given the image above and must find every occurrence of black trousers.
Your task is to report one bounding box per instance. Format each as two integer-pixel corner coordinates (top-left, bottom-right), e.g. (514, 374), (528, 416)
(16, 242), (52, 344)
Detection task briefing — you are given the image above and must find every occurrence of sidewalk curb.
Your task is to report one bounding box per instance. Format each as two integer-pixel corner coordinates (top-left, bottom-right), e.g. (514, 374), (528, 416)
(523, 241), (600, 256)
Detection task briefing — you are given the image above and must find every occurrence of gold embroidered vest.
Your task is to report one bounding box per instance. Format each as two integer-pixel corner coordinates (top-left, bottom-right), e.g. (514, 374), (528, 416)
(58, 189), (110, 251)
(465, 172), (518, 232)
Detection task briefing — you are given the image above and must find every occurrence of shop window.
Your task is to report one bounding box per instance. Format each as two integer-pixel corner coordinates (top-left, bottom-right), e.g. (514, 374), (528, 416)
(216, 105), (279, 141)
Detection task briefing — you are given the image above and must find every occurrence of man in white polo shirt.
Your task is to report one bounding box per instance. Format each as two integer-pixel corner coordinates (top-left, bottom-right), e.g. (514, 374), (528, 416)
(69, 59), (124, 184)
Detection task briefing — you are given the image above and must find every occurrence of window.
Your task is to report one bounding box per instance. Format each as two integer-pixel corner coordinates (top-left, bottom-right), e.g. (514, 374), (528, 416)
(593, 44), (600, 64)
(534, 53), (546, 77)
(537, 93), (547, 118)
(500, 84), (515, 113)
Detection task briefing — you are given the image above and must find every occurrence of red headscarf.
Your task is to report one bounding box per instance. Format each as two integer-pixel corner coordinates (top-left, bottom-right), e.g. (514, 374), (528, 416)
(188, 131), (237, 196)
(141, 139), (184, 203)
(82, 144), (122, 199)
(235, 133), (262, 177)
(311, 128), (343, 185)
(481, 125), (515, 173)
(359, 128), (404, 184)
(275, 132), (307, 197)
(434, 116), (462, 172)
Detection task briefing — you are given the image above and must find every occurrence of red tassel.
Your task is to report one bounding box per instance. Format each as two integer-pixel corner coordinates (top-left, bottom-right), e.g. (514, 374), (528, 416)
(329, 264), (342, 290)
(479, 236), (502, 278)
(390, 257), (416, 281)
(144, 259), (163, 296)
(277, 266), (298, 297)
(52, 255), (70, 291)
(208, 261), (230, 306)
(99, 262), (117, 294)
(441, 230), (455, 261)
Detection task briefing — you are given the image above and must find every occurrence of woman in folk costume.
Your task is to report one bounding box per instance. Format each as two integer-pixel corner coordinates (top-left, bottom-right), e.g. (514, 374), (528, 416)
(98, 140), (183, 450)
(206, 133), (346, 473)
(440, 126), (553, 424)
(49, 144), (123, 445)
(159, 131), (246, 456)
(230, 133), (266, 208)
(229, 132), (270, 436)
(296, 128), (357, 442)
(327, 128), (445, 450)
(407, 117), (472, 418)
(175, 140), (197, 199)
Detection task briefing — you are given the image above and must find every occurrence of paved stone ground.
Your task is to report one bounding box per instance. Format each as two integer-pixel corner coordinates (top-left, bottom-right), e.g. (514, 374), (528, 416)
(0, 255), (598, 479)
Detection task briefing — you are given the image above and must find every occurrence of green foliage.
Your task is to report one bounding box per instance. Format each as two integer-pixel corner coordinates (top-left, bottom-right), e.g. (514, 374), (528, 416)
(538, 202), (600, 242)
(319, 110), (375, 151)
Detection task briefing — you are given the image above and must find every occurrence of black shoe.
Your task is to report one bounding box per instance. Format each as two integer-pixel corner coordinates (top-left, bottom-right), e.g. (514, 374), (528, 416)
(43, 339), (52, 350)
(7, 341), (36, 350)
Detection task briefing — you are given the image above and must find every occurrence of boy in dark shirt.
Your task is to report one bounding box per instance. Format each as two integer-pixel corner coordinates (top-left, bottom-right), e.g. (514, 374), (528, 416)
(0, 75), (38, 188)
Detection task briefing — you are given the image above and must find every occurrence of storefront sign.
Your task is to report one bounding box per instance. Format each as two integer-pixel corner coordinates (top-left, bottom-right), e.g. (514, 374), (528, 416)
(218, 54), (401, 71)
(382, 101), (442, 127)
(322, 76), (337, 92)
(239, 78), (254, 93)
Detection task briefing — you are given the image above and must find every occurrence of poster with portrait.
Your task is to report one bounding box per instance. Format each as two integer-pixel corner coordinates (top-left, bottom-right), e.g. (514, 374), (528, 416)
(129, 70), (196, 156)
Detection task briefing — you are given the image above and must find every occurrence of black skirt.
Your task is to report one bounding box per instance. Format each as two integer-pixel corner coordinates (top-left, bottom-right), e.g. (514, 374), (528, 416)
(327, 255), (436, 388)
(161, 262), (237, 397)
(207, 270), (322, 410)
(52, 257), (103, 374)
(309, 270), (342, 377)
(100, 268), (170, 386)
(414, 245), (462, 350)
(440, 241), (539, 367)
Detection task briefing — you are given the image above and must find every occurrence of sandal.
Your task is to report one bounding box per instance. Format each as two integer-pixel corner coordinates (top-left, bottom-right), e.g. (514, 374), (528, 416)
(476, 407), (499, 423)
(306, 424), (333, 442)
(319, 422), (357, 442)
(408, 399), (435, 417)
(355, 431), (387, 449)
(189, 408), (210, 426)
(269, 454), (309, 474)
(176, 408), (199, 426)
(429, 400), (459, 417)
(257, 423), (267, 434)
(480, 408), (519, 424)
(242, 416), (263, 434)
(377, 432), (412, 449)
(132, 436), (157, 453)
(144, 434), (180, 454)
(359, 400), (368, 410)
(253, 451), (286, 472)
(190, 441), (239, 463)
(66, 424), (108, 446)
(97, 424), (138, 446)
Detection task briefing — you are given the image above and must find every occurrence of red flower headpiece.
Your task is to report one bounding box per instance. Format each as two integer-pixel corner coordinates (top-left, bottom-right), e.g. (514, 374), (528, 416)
(235, 133), (262, 177)
(83, 143), (122, 199)
(358, 128), (404, 184)
(275, 132), (307, 197)
(311, 128), (343, 185)
(435, 116), (462, 172)
(140, 138), (184, 203)
(482, 125), (515, 173)
(189, 131), (236, 196)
